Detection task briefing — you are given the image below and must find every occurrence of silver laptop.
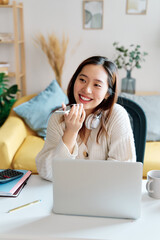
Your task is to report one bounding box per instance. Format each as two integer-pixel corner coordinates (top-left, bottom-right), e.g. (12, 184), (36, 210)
(52, 159), (143, 219)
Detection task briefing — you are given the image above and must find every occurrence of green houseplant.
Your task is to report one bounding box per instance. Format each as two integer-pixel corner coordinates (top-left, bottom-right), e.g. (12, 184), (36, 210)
(113, 42), (148, 94)
(0, 72), (19, 126)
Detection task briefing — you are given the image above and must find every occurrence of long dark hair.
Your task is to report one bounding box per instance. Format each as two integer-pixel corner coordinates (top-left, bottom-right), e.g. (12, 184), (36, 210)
(67, 56), (119, 142)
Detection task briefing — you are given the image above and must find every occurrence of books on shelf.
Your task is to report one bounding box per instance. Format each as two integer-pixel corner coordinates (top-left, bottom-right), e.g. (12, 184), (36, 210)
(0, 61), (10, 75)
(0, 33), (14, 42)
(0, 169), (32, 197)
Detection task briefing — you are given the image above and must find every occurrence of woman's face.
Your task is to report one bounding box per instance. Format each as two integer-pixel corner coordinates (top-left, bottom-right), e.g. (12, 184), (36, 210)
(73, 64), (109, 115)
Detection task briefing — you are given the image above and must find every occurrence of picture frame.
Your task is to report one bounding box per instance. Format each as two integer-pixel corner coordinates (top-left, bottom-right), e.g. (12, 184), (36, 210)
(126, 0), (148, 15)
(83, 0), (103, 30)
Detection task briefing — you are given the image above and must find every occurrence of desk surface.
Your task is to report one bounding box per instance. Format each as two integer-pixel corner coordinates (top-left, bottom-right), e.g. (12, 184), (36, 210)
(0, 175), (160, 240)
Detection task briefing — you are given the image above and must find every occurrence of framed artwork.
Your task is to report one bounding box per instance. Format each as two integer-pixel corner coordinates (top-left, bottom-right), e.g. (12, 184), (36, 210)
(83, 0), (103, 29)
(126, 0), (148, 15)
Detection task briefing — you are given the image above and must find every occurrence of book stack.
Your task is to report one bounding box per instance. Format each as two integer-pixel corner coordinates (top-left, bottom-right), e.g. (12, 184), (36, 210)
(0, 33), (14, 42)
(0, 62), (10, 75)
(0, 170), (32, 197)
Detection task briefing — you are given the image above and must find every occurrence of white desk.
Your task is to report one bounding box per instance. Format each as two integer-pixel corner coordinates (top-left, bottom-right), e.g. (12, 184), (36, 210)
(0, 175), (160, 240)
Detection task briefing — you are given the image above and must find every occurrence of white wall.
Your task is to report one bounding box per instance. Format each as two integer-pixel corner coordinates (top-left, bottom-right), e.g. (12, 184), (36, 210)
(3, 0), (160, 94)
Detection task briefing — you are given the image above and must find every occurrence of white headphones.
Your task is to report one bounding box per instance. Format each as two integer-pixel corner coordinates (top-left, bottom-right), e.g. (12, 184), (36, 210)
(85, 112), (102, 130)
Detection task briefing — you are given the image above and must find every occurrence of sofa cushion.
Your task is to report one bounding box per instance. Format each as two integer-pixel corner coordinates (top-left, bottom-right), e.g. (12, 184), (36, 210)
(120, 93), (160, 141)
(13, 80), (68, 138)
(12, 136), (45, 173)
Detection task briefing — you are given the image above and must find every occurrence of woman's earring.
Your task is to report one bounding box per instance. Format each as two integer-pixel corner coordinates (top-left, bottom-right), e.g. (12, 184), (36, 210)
(104, 88), (112, 100)
(105, 95), (108, 100)
(107, 88), (113, 95)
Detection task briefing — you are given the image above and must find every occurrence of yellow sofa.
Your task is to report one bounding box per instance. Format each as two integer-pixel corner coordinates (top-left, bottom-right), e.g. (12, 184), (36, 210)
(0, 94), (160, 178)
(143, 142), (160, 178)
(0, 95), (44, 173)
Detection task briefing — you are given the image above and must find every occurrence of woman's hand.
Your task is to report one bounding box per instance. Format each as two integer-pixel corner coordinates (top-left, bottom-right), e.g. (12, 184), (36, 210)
(64, 104), (85, 133)
(62, 104), (86, 154)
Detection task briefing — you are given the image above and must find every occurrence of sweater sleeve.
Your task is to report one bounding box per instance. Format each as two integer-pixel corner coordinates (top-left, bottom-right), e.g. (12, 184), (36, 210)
(36, 113), (78, 181)
(106, 104), (136, 162)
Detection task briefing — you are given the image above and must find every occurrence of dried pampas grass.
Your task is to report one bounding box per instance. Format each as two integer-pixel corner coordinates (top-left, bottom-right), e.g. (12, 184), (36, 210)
(34, 33), (69, 87)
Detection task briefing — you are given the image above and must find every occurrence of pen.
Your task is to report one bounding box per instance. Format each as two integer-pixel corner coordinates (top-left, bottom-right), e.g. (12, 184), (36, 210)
(8, 199), (41, 213)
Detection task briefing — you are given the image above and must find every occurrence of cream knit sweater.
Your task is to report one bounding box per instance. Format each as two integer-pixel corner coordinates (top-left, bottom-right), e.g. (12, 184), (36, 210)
(36, 103), (136, 181)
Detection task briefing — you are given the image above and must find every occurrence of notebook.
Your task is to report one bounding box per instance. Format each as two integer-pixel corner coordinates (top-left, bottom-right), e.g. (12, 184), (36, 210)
(0, 169), (32, 197)
(52, 159), (143, 219)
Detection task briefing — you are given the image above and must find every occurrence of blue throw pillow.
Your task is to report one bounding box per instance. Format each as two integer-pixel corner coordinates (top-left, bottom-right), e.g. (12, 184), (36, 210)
(14, 80), (68, 138)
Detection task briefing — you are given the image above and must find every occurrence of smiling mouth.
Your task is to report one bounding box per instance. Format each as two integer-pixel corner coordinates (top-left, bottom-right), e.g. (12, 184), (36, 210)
(79, 94), (92, 103)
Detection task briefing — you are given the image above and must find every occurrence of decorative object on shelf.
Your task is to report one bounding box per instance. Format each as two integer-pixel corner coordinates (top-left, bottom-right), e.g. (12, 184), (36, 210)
(0, 33), (14, 42)
(0, 62), (10, 75)
(34, 33), (69, 88)
(83, 0), (103, 30)
(113, 42), (148, 94)
(121, 70), (136, 94)
(0, 72), (19, 126)
(126, 0), (148, 15)
(0, 0), (9, 5)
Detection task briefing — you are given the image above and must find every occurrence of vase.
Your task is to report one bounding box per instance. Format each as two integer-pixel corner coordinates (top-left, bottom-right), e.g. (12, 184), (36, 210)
(121, 70), (136, 94)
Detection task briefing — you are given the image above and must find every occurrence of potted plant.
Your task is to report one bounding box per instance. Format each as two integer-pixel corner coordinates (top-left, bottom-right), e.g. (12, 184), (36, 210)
(0, 72), (19, 126)
(113, 42), (148, 94)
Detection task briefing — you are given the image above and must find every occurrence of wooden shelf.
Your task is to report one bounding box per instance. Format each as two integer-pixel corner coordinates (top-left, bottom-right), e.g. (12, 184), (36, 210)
(0, 40), (14, 43)
(0, 1), (26, 97)
(18, 40), (24, 44)
(8, 72), (24, 78)
(0, 4), (22, 8)
(0, 5), (13, 8)
(0, 40), (25, 44)
(8, 72), (15, 77)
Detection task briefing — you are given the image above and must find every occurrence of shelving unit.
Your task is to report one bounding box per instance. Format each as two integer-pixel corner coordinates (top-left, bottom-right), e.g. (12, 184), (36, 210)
(0, 1), (26, 97)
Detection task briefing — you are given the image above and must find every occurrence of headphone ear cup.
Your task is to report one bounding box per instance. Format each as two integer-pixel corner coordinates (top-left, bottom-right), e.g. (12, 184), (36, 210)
(85, 114), (94, 130)
(85, 113), (101, 130)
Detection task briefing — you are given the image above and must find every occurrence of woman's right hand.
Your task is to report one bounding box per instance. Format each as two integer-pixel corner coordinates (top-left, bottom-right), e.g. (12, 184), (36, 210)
(64, 104), (86, 134)
(62, 104), (86, 154)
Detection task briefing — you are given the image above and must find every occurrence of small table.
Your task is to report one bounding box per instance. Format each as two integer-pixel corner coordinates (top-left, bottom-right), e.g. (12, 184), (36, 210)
(0, 175), (159, 240)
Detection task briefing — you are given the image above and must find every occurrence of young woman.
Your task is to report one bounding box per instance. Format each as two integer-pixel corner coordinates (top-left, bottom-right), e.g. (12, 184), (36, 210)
(36, 56), (136, 181)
